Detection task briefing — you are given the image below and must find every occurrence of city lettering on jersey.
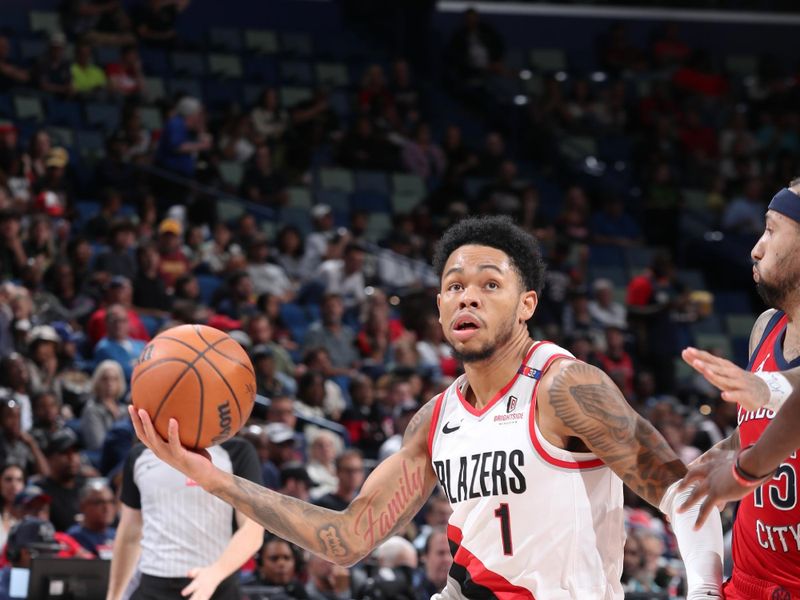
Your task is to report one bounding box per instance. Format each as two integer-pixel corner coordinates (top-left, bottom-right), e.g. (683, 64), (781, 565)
(755, 519), (800, 553)
(433, 450), (526, 504)
(737, 405), (776, 425)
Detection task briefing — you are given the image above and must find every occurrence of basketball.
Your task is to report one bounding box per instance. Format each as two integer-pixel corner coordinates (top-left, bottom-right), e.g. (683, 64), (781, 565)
(131, 324), (256, 449)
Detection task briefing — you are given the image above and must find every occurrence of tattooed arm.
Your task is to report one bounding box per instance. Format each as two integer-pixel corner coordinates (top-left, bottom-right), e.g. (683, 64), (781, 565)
(128, 400), (439, 567)
(540, 360), (685, 505)
(540, 360), (723, 598)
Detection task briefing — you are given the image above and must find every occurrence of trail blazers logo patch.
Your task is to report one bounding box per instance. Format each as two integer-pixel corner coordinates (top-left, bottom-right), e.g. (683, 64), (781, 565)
(506, 396), (517, 413)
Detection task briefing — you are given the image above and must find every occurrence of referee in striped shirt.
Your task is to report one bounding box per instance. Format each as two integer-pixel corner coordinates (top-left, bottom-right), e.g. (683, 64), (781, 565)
(107, 435), (264, 600)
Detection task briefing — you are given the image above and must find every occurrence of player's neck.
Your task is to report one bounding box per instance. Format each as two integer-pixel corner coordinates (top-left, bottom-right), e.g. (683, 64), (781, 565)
(782, 301), (800, 358)
(462, 333), (534, 410)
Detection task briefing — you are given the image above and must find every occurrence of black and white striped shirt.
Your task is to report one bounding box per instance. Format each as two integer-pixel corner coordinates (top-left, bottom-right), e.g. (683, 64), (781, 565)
(121, 438), (262, 577)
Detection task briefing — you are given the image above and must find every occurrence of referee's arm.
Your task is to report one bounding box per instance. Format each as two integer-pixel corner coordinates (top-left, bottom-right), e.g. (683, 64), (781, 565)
(106, 504), (142, 600)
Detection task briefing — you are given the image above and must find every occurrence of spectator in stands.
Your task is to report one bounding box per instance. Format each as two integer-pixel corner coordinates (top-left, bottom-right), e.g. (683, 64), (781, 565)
(35, 428), (86, 532)
(66, 478), (115, 558)
(155, 96), (212, 178)
(156, 217), (190, 291)
(93, 219), (137, 281)
(273, 225), (305, 283)
(378, 400), (417, 461)
(70, 40), (107, 97)
(478, 159), (523, 215)
(416, 313), (457, 380)
(83, 189), (123, 243)
(251, 88), (290, 142)
(303, 293), (358, 371)
(132, 242), (172, 315)
(554, 185), (591, 244)
(199, 222), (242, 275)
(80, 360), (126, 452)
(338, 116), (397, 171)
(340, 375), (387, 460)
(87, 275), (150, 346)
(296, 354), (345, 421)
(651, 22), (690, 67)
(0, 398), (47, 477)
(357, 291), (407, 367)
(93, 304), (146, 382)
(590, 196), (643, 247)
(0, 36), (29, 91)
(302, 204), (349, 278)
(0, 463), (23, 549)
(588, 278), (627, 330)
(0, 355), (33, 432)
(403, 123), (446, 182)
(245, 234), (294, 300)
(94, 131), (138, 194)
(278, 462), (313, 502)
(597, 326), (635, 398)
(261, 423), (299, 491)
(215, 270), (258, 321)
(119, 105), (153, 163)
(306, 430), (339, 500)
(246, 315), (295, 378)
(24, 325), (62, 400)
(312, 449), (364, 512)
(721, 176), (766, 235)
(314, 241), (367, 314)
(133, 0), (190, 45)
(358, 64), (393, 119)
(35, 32), (72, 97)
(242, 145), (288, 207)
(392, 59), (421, 123)
(376, 232), (421, 291)
(30, 391), (65, 450)
(412, 494), (452, 552)
(446, 8), (505, 82)
(0, 517), (61, 596)
(106, 44), (145, 97)
(286, 88), (339, 172)
(0, 210), (25, 282)
(23, 130), (52, 184)
(242, 534), (308, 600)
(597, 22), (641, 74)
(252, 345), (296, 399)
(33, 147), (72, 219)
(304, 553), (353, 600)
(219, 113), (257, 164)
(413, 527), (451, 600)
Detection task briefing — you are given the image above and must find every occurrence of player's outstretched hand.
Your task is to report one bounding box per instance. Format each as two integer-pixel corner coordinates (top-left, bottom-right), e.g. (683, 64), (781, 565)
(675, 448), (748, 529)
(129, 407), (216, 488)
(682, 347), (769, 411)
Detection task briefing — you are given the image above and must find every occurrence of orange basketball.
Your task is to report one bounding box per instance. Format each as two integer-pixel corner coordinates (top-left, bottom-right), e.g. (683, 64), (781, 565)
(131, 324), (256, 449)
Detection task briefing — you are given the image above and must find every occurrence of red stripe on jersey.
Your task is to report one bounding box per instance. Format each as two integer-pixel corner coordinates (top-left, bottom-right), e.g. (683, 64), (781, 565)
(449, 524), (536, 599)
(455, 342), (544, 417)
(427, 393), (445, 457)
(529, 355), (605, 470)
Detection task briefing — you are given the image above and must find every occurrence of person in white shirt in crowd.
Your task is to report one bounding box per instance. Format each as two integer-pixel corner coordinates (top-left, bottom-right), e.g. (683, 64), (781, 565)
(245, 234), (294, 301)
(302, 205), (350, 279)
(314, 242), (367, 314)
(305, 429), (341, 501)
(588, 278), (627, 330)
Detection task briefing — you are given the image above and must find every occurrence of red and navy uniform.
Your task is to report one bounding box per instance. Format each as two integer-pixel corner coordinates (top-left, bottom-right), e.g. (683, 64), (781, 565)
(725, 311), (800, 599)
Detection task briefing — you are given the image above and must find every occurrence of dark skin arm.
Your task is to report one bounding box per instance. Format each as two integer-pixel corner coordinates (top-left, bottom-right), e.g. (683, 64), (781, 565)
(539, 360), (685, 506)
(129, 398), (439, 566)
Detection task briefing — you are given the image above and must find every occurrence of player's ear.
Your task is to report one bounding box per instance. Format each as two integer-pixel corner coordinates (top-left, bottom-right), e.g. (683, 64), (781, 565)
(436, 293), (442, 323)
(519, 290), (537, 323)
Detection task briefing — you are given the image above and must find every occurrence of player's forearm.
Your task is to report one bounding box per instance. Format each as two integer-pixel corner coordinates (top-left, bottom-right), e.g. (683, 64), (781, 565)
(740, 375), (800, 477)
(210, 517), (264, 578)
(207, 471), (366, 566)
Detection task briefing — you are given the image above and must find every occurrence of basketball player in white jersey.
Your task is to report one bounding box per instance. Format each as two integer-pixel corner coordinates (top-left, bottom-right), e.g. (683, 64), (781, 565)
(129, 216), (723, 599)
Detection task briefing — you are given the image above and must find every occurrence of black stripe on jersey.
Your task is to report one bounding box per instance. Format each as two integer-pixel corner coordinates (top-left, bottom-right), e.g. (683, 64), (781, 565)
(448, 539), (499, 600)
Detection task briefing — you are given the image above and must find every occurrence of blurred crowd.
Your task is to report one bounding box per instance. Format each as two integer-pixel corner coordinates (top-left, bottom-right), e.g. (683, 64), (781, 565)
(0, 1), (794, 598)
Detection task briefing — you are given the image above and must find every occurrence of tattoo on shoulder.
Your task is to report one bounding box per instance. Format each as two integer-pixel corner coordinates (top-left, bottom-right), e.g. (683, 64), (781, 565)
(403, 397), (436, 445)
(548, 362), (684, 504)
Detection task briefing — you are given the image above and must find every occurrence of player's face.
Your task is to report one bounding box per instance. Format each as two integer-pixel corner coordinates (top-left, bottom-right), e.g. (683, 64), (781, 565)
(751, 211), (800, 310)
(437, 245), (536, 363)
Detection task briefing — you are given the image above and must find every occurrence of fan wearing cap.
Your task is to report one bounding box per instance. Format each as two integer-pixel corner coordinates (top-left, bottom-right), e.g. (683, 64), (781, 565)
(0, 517), (61, 598)
(34, 429), (86, 532)
(33, 147), (72, 217)
(157, 218), (190, 291)
(24, 325), (62, 400)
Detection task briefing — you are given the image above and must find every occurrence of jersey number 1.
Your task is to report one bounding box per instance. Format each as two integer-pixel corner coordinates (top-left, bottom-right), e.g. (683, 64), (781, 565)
(494, 503), (513, 555)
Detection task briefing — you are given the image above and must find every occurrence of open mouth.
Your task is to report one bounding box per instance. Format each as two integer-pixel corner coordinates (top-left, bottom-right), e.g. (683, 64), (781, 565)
(453, 314), (481, 331)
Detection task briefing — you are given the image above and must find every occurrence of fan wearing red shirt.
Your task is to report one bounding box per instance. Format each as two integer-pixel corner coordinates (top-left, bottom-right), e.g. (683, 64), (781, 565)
(106, 45), (145, 97)
(85, 276), (150, 346)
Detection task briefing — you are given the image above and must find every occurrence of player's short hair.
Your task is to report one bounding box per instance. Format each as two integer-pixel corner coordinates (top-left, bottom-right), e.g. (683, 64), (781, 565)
(433, 216), (545, 294)
(789, 176), (800, 188)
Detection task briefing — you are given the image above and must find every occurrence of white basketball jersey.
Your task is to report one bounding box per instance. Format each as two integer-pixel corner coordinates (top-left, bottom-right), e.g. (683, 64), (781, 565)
(428, 341), (625, 600)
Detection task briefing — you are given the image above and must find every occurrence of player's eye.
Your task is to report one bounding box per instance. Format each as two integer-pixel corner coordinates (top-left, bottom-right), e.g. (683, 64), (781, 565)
(486, 281), (499, 290)
(448, 283), (463, 292)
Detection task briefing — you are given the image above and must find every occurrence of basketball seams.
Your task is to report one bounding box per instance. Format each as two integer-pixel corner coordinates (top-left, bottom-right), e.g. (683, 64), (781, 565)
(158, 334), (255, 377)
(193, 326), (245, 422)
(193, 362), (205, 449)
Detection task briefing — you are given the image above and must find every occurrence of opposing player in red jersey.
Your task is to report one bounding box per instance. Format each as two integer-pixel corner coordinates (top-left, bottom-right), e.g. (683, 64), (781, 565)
(677, 182), (800, 599)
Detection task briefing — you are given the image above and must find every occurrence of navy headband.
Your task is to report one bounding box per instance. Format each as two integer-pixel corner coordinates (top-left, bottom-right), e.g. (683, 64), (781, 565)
(768, 188), (800, 223)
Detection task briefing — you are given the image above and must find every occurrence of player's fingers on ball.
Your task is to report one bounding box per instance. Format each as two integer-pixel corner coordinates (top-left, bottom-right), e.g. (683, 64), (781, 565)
(167, 418), (183, 450)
